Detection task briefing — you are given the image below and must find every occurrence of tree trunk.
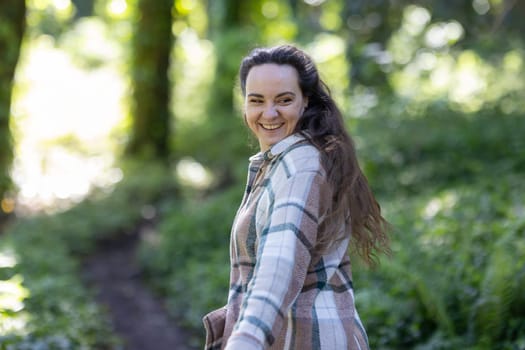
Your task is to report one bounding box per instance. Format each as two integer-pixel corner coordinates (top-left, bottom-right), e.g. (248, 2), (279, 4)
(126, 0), (174, 162)
(0, 0), (26, 220)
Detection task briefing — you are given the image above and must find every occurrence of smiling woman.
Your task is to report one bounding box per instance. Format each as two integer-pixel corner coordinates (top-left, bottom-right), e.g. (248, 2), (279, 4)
(244, 64), (308, 151)
(203, 44), (390, 350)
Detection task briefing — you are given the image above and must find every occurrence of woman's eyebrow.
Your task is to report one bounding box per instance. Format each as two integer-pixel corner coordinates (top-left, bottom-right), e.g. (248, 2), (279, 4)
(246, 92), (296, 98)
(276, 92), (296, 98)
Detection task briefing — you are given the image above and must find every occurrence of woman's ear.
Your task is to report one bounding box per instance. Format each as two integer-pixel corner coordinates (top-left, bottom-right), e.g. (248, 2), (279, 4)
(302, 98), (309, 115)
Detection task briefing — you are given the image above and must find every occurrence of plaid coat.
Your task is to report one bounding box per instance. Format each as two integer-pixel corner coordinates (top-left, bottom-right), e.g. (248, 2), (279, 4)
(203, 134), (370, 350)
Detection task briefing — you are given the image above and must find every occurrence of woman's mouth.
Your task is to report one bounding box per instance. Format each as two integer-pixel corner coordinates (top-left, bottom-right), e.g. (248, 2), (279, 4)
(260, 123), (283, 130)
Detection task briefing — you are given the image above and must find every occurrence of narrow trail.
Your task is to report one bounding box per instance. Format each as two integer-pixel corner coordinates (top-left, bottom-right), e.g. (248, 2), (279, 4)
(82, 227), (198, 350)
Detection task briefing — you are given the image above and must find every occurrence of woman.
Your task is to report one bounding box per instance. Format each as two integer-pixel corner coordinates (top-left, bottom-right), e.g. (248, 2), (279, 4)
(203, 44), (390, 350)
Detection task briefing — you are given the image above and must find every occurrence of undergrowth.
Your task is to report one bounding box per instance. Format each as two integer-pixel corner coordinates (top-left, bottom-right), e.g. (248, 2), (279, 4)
(0, 161), (174, 350)
(138, 108), (525, 349)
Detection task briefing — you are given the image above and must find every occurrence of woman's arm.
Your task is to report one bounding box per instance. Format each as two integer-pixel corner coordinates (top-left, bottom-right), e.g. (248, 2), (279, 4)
(225, 169), (328, 350)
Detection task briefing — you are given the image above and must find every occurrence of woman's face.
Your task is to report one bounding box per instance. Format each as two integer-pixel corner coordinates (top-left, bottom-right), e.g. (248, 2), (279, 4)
(244, 64), (308, 152)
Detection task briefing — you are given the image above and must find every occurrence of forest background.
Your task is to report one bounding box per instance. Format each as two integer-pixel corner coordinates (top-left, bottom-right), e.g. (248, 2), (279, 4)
(0, 0), (524, 349)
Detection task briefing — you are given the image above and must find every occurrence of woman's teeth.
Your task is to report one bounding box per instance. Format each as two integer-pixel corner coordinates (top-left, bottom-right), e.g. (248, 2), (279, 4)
(261, 123), (282, 130)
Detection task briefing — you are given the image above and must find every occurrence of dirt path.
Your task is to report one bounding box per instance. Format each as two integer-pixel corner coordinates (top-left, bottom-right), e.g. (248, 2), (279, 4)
(82, 228), (198, 350)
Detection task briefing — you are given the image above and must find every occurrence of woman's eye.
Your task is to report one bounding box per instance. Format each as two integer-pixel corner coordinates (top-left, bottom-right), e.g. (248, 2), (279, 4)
(249, 99), (262, 104)
(278, 98), (293, 104)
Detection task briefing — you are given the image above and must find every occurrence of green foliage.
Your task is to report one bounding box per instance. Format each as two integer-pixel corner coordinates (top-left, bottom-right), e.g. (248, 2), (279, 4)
(355, 104), (525, 195)
(0, 160), (174, 349)
(474, 230), (525, 347)
(347, 106), (525, 349)
(25, 0), (75, 39)
(4, 1), (525, 349)
(0, 218), (120, 349)
(356, 171), (525, 349)
(139, 185), (243, 332)
(173, 27), (259, 189)
(138, 104), (525, 350)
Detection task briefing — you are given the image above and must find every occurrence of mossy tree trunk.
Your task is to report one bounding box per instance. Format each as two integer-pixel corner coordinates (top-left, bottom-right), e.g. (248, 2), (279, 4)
(0, 0), (26, 220)
(126, 0), (174, 162)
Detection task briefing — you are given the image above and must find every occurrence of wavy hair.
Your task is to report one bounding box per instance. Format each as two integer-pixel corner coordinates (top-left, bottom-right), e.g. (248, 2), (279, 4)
(239, 44), (390, 265)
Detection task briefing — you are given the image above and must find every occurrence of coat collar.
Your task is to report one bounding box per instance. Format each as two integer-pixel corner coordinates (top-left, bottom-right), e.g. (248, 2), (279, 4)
(249, 133), (307, 162)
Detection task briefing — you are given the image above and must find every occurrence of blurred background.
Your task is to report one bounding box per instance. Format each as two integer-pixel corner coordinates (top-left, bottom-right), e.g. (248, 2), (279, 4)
(0, 0), (524, 349)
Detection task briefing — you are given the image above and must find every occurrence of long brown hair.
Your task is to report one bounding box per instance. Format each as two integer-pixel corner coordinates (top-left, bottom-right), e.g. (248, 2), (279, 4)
(239, 44), (390, 265)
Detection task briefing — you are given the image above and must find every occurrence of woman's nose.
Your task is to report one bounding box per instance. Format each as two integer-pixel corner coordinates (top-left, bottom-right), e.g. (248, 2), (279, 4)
(263, 104), (278, 118)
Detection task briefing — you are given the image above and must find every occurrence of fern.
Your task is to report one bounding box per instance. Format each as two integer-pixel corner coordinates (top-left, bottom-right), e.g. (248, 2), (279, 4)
(384, 257), (456, 337)
(472, 230), (524, 346)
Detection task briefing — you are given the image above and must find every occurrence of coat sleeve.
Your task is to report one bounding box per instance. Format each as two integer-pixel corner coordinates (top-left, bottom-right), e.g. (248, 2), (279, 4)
(224, 169), (329, 350)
